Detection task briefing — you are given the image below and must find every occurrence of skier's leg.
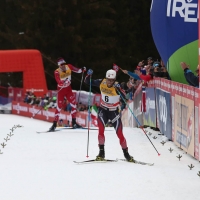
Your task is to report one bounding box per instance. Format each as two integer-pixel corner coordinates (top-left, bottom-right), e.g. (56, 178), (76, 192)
(111, 109), (135, 162)
(65, 86), (82, 128)
(49, 88), (65, 132)
(96, 107), (108, 160)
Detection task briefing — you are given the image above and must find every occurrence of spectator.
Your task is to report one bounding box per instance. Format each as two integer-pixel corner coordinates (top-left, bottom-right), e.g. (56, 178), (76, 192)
(136, 60), (145, 71)
(134, 69), (152, 84)
(180, 62), (199, 87)
(121, 77), (136, 100)
(29, 94), (36, 105)
(35, 97), (41, 106)
(65, 100), (72, 112)
(153, 61), (170, 80)
(44, 96), (57, 110)
(23, 92), (30, 103)
(147, 57), (154, 67)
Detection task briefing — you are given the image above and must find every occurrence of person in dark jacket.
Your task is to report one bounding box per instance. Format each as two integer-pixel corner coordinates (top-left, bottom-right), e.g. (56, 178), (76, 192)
(180, 62), (199, 87)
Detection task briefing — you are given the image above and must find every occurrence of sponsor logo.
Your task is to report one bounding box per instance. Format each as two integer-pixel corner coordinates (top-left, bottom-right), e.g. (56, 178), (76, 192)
(158, 95), (167, 131)
(13, 103), (28, 114)
(135, 101), (142, 117)
(9, 89), (14, 97)
(43, 110), (55, 120)
(146, 97), (155, 113)
(26, 88), (44, 92)
(17, 91), (22, 97)
(77, 117), (85, 125)
(167, 0), (198, 23)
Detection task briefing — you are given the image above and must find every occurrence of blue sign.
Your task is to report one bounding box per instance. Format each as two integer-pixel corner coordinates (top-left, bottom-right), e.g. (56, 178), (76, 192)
(155, 89), (172, 140)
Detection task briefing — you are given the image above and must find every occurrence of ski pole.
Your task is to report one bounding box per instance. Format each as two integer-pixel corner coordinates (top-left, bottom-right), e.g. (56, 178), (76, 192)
(115, 86), (160, 156)
(86, 70), (93, 157)
(31, 79), (68, 119)
(77, 68), (85, 104)
(31, 106), (44, 119)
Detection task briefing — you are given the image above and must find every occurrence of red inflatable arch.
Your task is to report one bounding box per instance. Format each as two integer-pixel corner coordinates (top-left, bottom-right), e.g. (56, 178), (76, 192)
(0, 49), (47, 96)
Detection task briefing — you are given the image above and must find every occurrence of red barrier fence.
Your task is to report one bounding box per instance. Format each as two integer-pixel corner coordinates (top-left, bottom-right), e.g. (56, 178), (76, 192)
(121, 77), (200, 161)
(12, 101), (97, 127)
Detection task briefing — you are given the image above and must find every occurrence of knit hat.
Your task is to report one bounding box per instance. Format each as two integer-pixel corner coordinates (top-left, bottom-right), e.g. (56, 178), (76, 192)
(57, 57), (66, 65)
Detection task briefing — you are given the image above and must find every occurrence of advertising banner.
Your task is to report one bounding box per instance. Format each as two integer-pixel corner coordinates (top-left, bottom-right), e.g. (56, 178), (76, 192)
(133, 88), (143, 127)
(162, 79), (171, 93)
(155, 88), (172, 140)
(195, 88), (200, 161)
(147, 78), (155, 88)
(8, 88), (24, 102)
(75, 90), (94, 105)
(127, 101), (134, 128)
(182, 85), (195, 156)
(150, 0), (198, 83)
(12, 101), (91, 127)
(143, 88), (156, 128)
(170, 81), (177, 141)
(174, 92), (195, 156)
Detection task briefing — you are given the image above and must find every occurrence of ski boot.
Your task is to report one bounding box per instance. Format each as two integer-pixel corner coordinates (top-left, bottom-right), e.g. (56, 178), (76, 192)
(48, 121), (57, 132)
(95, 145), (105, 161)
(72, 118), (82, 129)
(122, 148), (135, 162)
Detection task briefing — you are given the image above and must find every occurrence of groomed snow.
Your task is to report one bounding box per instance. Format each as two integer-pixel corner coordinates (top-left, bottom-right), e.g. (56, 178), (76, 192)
(0, 114), (200, 200)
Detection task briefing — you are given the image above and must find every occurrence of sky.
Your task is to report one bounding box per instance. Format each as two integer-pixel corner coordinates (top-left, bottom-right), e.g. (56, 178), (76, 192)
(0, 114), (200, 200)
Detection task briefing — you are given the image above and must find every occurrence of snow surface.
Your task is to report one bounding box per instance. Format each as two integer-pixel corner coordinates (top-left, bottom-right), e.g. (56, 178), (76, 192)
(0, 114), (200, 200)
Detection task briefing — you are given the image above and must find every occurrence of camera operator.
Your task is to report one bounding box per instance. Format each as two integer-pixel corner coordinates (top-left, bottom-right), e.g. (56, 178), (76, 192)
(153, 61), (170, 79)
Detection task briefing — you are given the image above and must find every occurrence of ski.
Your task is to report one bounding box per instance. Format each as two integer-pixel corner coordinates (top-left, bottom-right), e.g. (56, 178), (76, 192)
(36, 127), (98, 133)
(36, 127), (113, 133)
(57, 127), (98, 130)
(118, 159), (154, 166)
(36, 130), (60, 134)
(74, 159), (118, 164)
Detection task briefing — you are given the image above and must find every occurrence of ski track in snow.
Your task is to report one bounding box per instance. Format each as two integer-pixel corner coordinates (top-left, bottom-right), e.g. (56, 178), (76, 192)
(0, 114), (200, 200)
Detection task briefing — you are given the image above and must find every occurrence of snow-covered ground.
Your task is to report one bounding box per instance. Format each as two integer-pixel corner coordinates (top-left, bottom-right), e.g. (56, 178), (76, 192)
(0, 114), (200, 200)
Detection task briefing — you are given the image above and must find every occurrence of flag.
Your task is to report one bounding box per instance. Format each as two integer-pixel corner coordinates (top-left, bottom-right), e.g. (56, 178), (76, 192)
(90, 105), (98, 127)
(113, 63), (119, 72)
(90, 105), (98, 120)
(141, 86), (146, 112)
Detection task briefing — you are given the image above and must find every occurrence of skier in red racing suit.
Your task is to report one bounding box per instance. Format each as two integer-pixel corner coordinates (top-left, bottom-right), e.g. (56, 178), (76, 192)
(49, 57), (86, 131)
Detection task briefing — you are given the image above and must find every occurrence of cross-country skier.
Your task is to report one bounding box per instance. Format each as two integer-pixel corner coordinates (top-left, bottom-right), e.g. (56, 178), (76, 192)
(84, 69), (135, 162)
(49, 57), (86, 131)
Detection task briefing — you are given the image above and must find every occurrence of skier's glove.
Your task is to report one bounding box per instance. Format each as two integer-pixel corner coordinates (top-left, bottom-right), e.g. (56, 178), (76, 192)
(87, 69), (93, 75)
(82, 66), (87, 72)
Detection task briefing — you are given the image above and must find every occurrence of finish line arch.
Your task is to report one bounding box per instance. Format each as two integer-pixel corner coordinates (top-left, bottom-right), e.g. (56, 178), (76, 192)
(0, 49), (47, 96)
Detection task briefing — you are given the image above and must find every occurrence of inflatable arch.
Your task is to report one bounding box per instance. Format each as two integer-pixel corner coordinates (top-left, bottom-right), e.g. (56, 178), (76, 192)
(0, 49), (47, 96)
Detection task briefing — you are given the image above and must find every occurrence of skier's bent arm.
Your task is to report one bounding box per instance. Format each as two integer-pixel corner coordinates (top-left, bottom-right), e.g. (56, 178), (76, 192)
(84, 75), (102, 87)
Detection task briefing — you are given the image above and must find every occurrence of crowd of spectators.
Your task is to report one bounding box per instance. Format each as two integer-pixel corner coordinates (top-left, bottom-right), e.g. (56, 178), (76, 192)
(23, 92), (90, 112)
(119, 56), (171, 103)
